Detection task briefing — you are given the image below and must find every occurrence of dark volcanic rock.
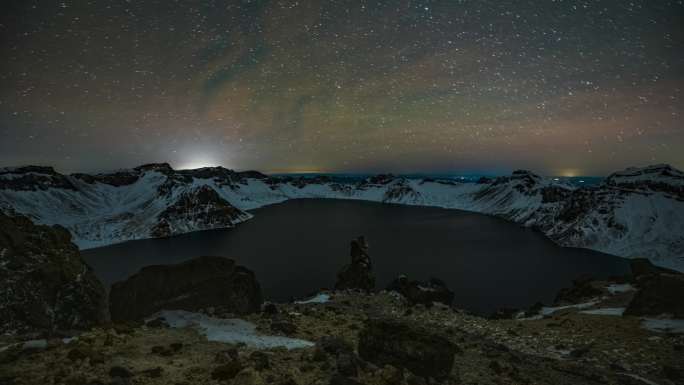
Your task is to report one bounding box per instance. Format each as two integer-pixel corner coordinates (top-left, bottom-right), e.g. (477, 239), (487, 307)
(335, 236), (375, 292)
(0, 213), (107, 335)
(150, 185), (249, 238)
(630, 258), (677, 278)
(109, 256), (262, 321)
(386, 275), (454, 306)
(625, 272), (684, 318)
(358, 317), (457, 378)
(554, 276), (603, 305)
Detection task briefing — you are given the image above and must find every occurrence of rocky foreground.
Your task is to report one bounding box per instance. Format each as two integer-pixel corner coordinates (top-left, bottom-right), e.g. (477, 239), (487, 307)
(1, 288), (682, 385)
(1, 220), (683, 385)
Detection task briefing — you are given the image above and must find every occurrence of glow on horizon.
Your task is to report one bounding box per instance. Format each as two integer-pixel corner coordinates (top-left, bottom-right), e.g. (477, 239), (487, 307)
(175, 157), (223, 170)
(558, 168), (583, 178)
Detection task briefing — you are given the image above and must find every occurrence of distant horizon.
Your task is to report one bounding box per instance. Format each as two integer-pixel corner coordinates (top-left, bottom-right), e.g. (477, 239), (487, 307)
(4, 160), (677, 179)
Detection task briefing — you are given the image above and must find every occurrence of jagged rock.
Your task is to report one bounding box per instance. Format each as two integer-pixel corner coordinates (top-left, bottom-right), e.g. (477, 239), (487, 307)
(624, 272), (684, 318)
(386, 275), (454, 306)
(335, 236), (375, 292)
(150, 185), (250, 238)
(0, 213), (107, 335)
(109, 256), (262, 321)
(358, 317), (457, 378)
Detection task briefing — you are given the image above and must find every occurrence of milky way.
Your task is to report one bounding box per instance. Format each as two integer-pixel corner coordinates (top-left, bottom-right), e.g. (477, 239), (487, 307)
(1, 0), (683, 175)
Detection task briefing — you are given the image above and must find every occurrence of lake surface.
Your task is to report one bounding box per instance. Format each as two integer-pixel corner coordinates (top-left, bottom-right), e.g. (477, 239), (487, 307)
(83, 199), (630, 315)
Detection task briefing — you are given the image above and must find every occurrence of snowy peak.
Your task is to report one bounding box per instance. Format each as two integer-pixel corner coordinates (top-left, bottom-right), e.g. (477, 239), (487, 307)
(489, 170), (546, 193)
(150, 185), (251, 238)
(0, 162), (682, 271)
(382, 178), (422, 203)
(602, 164), (684, 199)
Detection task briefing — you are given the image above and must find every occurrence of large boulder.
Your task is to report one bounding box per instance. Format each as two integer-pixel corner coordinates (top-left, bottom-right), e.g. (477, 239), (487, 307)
(386, 275), (454, 306)
(0, 213), (107, 335)
(624, 273), (684, 318)
(109, 256), (262, 321)
(629, 258), (678, 279)
(334, 236), (375, 292)
(358, 317), (457, 379)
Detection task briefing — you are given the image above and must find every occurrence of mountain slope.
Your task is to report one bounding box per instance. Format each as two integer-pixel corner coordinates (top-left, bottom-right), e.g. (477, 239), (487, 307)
(1, 164), (682, 271)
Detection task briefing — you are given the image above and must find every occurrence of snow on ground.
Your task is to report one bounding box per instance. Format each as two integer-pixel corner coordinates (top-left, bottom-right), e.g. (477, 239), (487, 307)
(616, 373), (662, 385)
(579, 308), (626, 316)
(155, 310), (314, 349)
(294, 293), (331, 304)
(540, 300), (600, 316)
(606, 283), (635, 294)
(518, 299), (601, 320)
(641, 318), (684, 334)
(0, 339), (47, 353)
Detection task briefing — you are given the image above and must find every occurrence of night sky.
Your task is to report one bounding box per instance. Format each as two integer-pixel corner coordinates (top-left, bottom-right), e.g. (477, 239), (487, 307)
(1, 1), (683, 175)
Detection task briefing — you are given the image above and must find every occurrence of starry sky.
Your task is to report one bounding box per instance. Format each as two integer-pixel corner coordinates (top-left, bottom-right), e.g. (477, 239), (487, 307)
(1, 0), (683, 176)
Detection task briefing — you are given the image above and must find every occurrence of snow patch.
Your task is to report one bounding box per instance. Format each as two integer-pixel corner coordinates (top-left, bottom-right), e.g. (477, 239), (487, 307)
(579, 307), (626, 316)
(641, 318), (684, 334)
(294, 293), (331, 304)
(606, 283), (635, 294)
(155, 310), (314, 349)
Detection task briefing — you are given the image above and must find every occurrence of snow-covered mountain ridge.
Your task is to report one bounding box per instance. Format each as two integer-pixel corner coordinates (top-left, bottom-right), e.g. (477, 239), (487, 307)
(1, 163), (682, 271)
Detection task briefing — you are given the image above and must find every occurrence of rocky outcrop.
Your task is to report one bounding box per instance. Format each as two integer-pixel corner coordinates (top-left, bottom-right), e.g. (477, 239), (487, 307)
(386, 275), (454, 306)
(334, 237), (375, 292)
(624, 261), (684, 318)
(0, 213), (106, 335)
(358, 317), (458, 379)
(629, 258), (678, 278)
(109, 256), (263, 321)
(625, 273), (684, 318)
(150, 186), (251, 238)
(2, 289), (681, 385)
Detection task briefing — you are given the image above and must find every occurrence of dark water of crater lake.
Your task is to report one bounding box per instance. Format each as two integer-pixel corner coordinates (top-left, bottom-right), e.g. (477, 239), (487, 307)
(83, 199), (630, 315)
